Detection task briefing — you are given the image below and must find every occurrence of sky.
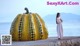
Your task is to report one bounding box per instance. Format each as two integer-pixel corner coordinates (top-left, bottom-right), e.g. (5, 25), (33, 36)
(0, 0), (80, 23)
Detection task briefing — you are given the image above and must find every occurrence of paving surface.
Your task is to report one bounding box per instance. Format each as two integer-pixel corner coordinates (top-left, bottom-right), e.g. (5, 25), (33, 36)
(0, 36), (80, 46)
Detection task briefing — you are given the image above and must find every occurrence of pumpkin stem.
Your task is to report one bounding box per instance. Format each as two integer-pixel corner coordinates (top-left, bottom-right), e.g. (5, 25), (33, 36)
(25, 7), (29, 14)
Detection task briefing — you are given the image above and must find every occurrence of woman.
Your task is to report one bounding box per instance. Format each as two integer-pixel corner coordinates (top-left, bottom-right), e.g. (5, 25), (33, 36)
(56, 13), (63, 40)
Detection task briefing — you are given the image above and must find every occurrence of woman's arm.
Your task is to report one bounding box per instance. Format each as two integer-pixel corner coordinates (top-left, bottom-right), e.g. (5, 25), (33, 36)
(60, 19), (63, 22)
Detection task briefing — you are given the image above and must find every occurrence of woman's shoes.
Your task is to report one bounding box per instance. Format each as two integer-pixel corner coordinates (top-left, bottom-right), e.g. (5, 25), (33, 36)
(58, 38), (62, 40)
(58, 38), (61, 40)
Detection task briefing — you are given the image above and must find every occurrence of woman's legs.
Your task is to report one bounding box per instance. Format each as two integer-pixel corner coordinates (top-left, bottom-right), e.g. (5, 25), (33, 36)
(57, 24), (63, 39)
(60, 24), (63, 39)
(57, 24), (60, 39)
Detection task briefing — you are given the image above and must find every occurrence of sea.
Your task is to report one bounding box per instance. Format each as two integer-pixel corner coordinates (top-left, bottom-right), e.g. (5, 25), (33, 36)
(0, 22), (80, 39)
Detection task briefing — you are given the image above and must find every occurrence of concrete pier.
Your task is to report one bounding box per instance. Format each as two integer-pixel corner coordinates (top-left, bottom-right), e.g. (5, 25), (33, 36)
(0, 36), (80, 46)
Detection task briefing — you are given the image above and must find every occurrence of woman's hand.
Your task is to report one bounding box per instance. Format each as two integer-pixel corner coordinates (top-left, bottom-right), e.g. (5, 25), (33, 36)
(60, 19), (63, 22)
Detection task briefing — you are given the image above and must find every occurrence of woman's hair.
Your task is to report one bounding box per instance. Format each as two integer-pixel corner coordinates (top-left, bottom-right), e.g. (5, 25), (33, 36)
(56, 13), (60, 24)
(56, 13), (60, 18)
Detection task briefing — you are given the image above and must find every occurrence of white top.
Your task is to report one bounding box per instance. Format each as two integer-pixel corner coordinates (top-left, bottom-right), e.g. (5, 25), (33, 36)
(56, 17), (62, 24)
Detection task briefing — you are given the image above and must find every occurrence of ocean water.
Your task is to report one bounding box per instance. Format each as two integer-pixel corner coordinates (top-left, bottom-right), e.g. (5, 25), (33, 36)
(0, 23), (11, 35)
(46, 23), (80, 37)
(0, 23), (80, 38)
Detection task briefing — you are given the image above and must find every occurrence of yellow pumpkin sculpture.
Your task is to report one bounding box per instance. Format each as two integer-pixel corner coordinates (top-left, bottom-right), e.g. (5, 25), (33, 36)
(10, 8), (48, 41)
